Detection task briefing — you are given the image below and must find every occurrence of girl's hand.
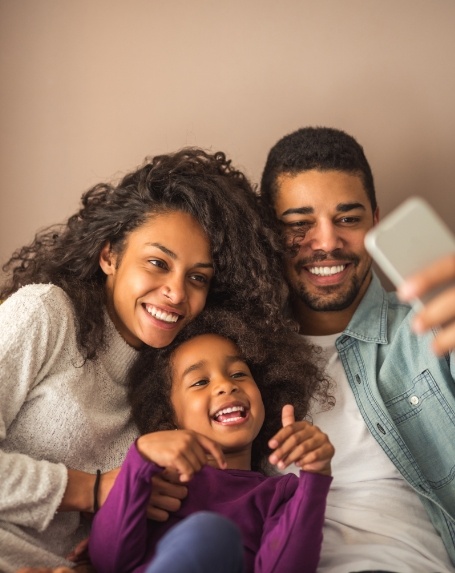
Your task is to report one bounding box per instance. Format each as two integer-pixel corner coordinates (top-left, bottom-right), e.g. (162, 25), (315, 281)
(137, 430), (226, 482)
(397, 253), (455, 356)
(268, 405), (334, 476)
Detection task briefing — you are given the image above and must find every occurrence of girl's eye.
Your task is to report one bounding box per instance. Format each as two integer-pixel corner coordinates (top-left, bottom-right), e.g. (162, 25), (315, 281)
(231, 371), (248, 379)
(191, 379), (209, 388)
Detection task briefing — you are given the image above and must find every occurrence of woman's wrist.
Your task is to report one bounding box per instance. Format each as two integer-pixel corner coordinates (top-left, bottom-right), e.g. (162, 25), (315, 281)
(59, 469), (98, 512)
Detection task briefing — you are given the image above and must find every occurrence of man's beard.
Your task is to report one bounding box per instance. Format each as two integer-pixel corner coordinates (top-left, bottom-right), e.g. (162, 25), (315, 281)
(289, 251), (370, 312)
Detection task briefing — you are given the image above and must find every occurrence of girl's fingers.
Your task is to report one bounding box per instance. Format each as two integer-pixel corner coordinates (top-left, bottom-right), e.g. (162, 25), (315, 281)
(281, 404), (295, 427)
(268, 422), (314, 465)
(269, 425), (334, 471)
(195, 433), (227, 470)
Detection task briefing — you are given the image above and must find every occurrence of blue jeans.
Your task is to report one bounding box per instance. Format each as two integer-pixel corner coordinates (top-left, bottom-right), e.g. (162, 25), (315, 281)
(145, 511), (244, 573)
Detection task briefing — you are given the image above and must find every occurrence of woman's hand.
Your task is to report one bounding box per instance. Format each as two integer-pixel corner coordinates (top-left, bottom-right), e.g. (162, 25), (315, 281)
(268, 405), (334, 476)
(398, 253), (455, 356)
(137, 430), (226, 483)
(147, 469), (188, 521)
(58, 467), (121, 513)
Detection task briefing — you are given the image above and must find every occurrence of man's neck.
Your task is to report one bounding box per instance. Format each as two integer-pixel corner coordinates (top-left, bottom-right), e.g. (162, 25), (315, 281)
(293, 302), (353, 335)
(292, 274), (372, 336)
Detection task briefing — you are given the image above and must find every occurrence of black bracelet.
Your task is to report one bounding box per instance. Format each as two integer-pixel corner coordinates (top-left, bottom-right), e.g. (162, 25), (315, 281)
(93, 469), (101, 513)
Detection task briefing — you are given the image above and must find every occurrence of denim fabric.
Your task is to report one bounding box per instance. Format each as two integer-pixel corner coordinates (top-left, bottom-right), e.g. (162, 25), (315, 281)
(336, 273), (455, 565)
(146, 511), (244, 573)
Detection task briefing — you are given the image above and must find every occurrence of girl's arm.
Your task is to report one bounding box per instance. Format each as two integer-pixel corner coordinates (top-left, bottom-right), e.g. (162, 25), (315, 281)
(89, 431), (226, 573)
(255, 471), (332, 573)
(88, 442), (162, 573)
(253, 404), (334, 572)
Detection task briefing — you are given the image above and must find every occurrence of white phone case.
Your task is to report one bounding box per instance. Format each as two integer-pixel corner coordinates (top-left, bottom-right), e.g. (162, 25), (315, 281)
(365, 196), (455, 306)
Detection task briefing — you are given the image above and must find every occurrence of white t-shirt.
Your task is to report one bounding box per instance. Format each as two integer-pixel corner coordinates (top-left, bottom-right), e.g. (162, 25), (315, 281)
(286, 333), (454, 573)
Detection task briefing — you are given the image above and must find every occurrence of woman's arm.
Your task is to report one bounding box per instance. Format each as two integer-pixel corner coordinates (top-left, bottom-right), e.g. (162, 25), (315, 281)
(0, 288), (72, 530)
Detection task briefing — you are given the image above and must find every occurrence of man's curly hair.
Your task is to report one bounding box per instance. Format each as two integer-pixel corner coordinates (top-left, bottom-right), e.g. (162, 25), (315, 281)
(1, 148), (290, 360)
(128, 307), (333, 475)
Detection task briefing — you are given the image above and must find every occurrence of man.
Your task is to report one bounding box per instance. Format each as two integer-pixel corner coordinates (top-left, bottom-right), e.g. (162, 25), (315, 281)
(259, 127), (455, 573)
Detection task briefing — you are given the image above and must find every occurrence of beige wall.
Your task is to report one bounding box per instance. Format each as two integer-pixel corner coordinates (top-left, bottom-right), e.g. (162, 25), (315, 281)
(1, 0), (455, 287)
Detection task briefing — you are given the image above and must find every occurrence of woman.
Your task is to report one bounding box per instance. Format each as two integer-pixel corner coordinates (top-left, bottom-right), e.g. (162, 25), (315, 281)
(0, 148), (289, 572)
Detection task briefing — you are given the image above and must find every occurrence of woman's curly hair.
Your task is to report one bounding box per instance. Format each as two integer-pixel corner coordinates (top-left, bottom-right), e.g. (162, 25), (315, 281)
(1, 148), (290, 360)
(128, 307), (333, 475)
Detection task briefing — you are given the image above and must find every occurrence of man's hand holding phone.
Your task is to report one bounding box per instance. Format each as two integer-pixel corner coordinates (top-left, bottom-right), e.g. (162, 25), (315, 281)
(365, 197), (455, 356)
(398, 253), (455, 356)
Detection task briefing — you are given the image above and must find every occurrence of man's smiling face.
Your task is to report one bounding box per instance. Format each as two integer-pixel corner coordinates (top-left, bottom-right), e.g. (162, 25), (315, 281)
(274, 169), (379, 326)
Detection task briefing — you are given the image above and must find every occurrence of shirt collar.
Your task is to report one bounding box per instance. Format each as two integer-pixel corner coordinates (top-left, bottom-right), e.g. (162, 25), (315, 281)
(342, 272), (389, 345)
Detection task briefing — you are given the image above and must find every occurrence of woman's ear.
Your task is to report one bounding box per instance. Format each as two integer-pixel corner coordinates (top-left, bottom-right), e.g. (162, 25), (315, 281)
(99, 242), (117, 276)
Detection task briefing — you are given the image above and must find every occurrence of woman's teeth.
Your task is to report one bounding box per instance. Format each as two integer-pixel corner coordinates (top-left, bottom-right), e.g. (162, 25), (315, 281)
(145, 305), (179, 323)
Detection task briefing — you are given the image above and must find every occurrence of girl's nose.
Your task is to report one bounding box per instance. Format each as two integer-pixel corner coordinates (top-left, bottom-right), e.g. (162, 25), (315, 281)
(214, 378), (239, 395)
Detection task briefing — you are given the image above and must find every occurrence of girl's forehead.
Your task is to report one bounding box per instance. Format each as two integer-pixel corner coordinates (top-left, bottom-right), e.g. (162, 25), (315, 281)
(172, 333), (241, 371)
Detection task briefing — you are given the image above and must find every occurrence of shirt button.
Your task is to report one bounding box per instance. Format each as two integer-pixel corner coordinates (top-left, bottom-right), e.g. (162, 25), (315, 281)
(410, 395), (419, 405)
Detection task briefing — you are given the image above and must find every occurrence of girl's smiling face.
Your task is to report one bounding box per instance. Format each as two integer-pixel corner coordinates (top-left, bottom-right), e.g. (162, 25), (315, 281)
(100, 211), (214, 349)
(170, 334), (265, 466)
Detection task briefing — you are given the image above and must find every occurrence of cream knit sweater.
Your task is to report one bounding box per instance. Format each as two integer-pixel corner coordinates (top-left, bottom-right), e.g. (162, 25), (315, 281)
(0, 284), (139, 572)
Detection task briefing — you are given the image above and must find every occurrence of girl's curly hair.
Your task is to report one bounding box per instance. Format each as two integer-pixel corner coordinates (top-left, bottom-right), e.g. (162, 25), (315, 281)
(128, 307), (333, 475)
(1, 148), (290, 360)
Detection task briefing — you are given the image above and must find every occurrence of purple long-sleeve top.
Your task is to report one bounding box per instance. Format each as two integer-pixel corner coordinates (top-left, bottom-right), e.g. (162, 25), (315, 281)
(89, 442), (331, 573)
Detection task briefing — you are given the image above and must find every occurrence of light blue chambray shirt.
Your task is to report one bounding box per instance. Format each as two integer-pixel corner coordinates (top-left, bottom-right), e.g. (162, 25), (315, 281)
(335, 272), (455, 565)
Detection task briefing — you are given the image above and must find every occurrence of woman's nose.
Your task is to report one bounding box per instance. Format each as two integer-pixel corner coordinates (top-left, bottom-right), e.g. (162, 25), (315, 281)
(161, 276), (187, 304)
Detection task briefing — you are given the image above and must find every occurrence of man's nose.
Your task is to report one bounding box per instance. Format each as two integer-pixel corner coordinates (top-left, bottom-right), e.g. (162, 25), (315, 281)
(306, 220), (342, 252)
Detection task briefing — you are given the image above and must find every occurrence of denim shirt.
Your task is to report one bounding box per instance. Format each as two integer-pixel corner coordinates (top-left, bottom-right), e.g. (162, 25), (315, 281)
(336, 272), (455, 564)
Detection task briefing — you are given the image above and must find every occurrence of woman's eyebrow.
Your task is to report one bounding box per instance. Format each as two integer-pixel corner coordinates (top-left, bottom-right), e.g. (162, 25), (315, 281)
(146, 242), (177, 259)
(146, 242), (214, 269)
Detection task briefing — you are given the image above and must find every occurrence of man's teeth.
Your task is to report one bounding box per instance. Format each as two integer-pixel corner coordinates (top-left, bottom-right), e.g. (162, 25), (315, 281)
(146, 306), (179, 323)
(309, 265), (345, 276)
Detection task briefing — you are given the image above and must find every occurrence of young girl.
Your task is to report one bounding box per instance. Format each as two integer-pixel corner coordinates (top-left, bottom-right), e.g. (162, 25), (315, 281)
(88, 307), (334, 573)
(0, 148), (289, 572)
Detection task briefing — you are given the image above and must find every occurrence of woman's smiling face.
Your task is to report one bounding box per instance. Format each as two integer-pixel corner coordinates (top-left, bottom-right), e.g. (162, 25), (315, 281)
(100, 211), (214, 349)
(170, 333), (265, 460)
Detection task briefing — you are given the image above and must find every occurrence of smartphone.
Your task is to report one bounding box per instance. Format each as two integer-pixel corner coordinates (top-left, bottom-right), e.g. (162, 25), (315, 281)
(364, 196), (455, 308)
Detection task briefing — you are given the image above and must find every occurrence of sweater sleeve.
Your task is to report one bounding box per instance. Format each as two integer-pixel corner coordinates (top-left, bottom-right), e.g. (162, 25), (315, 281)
(89, 442), (161, 573)
(255, 471), (332, 573)
(0, 286), (70, 530)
